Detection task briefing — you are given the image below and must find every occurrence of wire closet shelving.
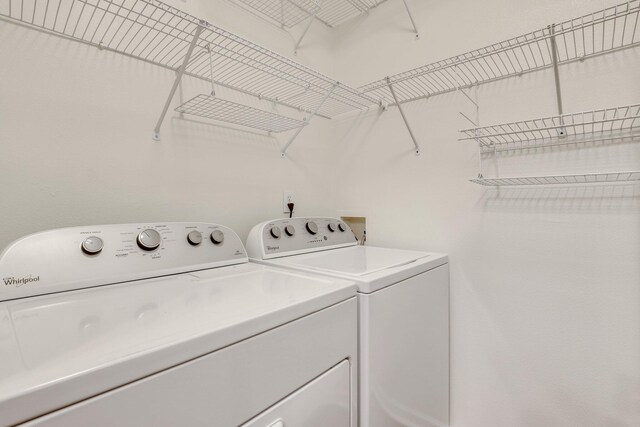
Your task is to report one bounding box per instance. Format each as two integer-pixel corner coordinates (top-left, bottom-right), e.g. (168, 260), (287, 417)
(175, 95), (308, 133)
(462, 103), (640, 187)
(234, 0), (389, 28)
(359, 0), (640, 106)
(313, 0), (389, 27)
(232, 0), (321, 28)
(470, 171), (640, 186)
(460, 104), (640, 152)
(0, 0), (379, 146)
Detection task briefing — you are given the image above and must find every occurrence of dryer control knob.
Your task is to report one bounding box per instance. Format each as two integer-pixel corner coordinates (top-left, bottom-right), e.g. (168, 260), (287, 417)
(270, 227), (282, 239)
(327, 223), (336, 232)
(338, 223), (347, 232)
(137, 229), (161, 251)
(306, 221), (318, 235)
(210, 230), (225, 245)
(81, 236), (104, 255)
(187, 230), (202, 246)
(285, 225), (295, 236)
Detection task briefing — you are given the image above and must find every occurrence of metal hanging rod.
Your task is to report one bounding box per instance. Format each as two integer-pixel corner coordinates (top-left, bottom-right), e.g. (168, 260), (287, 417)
(459, 104), (640, 152)
(0, 0), (378, 120)
(360, 0), (640, 106)
(175, 95), (307, 133)
(470, 171), (640, 186)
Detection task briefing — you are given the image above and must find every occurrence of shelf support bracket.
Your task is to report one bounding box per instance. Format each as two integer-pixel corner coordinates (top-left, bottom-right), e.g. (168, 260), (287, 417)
(386, 77), (420, 156)
(548, 24), (566, 137)
(401, 0), (419, 39)
(294, 10), (318, 55)
(281, 84), (338, 157)
(457, 85), (484, 177)
(153, 24), (204, 141)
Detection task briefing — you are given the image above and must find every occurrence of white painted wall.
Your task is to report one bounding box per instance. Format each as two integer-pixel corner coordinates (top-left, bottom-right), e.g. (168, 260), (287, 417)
(1, 0), (639, 426)
(322, 0), (640, 426)
(0, 0), (338, 247)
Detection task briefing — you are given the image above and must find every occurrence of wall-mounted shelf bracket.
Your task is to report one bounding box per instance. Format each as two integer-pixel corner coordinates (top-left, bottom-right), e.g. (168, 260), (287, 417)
(548, 24), (566, 137)
(457, 85), (484, 177)
(281, 84), (338, 157)
(153, 24), (205, 141)
(294, 10), (319, 55)
(386, 77), (421, 155)
(400, 0), (419, 39)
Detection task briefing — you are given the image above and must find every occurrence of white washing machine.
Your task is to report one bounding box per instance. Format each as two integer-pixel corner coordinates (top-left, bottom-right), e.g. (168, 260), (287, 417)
(0, 222), (358, 427)
(247, 217), (449, 427)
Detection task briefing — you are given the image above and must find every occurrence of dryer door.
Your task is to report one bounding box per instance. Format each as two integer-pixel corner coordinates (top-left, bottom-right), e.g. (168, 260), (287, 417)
(242, 360), (351, 427)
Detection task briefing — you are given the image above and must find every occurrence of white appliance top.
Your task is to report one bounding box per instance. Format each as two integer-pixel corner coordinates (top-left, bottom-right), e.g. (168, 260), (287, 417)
(0, 223), (357, 426)
(0, 222), (248, 301)
(246, 218), (448, 293)
(245, 217), (358, 260)
(283, 245), (428, 276)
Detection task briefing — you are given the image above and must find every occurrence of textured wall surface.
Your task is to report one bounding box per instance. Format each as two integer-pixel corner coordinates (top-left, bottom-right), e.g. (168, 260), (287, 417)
(1, 0), (639, 425)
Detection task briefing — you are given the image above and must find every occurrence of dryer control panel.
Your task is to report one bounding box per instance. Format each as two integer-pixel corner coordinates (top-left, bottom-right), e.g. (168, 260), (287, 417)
(246, 217), (357, 260)
(0, 222), (247, 301)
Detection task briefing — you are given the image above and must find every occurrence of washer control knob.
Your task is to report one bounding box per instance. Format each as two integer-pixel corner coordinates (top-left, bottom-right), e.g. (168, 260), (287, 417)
(210, 230), (225, 245)
(270, 226), (282, 239)
(327, 223), (336, 232)
(81, 236), (104, 255)
(187, 230), (202, 246)
(338, 223), (347, 232)
(306, 221), (318, 235)
(137, 229), (161, 251)
(285, 225), (295, 236)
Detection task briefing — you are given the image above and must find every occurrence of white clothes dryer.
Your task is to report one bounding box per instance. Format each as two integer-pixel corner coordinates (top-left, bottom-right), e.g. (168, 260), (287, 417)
(247, 217), (449, 427)
(0, 222), (358, 427)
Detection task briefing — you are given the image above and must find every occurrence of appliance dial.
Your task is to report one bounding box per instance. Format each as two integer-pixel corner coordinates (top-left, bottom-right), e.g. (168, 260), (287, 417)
(137, 229), (162, 251)
(306, 221), (318, 235)
(187, 230), (202, 246)
(327, 223), (336, 232)
(338, 223), (347, 232)
(210, 230), (225, 245)
(81, 236), (104, 255)
(285, 225), (295, 236)
(270, 226), (282, 239)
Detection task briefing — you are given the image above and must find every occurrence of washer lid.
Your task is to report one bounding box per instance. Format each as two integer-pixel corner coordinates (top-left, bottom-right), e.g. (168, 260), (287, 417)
(0, 263), (356, 427)
(282, 246), (429, 276)
(260, 246), (449, 293)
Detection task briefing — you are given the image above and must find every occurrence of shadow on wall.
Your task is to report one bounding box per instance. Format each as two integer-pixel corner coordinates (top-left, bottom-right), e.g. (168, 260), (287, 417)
(475, 183), (640, 214)
(169, 116), (284, 154)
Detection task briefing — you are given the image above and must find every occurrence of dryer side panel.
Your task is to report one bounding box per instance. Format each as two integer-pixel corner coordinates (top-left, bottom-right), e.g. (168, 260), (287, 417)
(359, 264), (450, 427)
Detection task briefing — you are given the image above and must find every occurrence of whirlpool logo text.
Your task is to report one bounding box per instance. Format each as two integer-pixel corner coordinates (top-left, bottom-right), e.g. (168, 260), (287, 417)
(2, 275), (40, 287)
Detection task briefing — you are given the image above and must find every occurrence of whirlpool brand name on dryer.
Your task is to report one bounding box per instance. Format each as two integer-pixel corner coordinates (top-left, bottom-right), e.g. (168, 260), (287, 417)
(3, 275), (40, 287)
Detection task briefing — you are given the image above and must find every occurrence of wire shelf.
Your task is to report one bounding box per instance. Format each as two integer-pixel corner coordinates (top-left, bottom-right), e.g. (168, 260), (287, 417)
(0, 0), (378, 118)
(315, 0), (388, 27)
(233, 0), (388, 28)
(232, 0), (320, 28)
(470, 171), (640, 186)
(175, 95), (307, 133)
(359, 0), (640, 105)
(460, 104), (640, 152)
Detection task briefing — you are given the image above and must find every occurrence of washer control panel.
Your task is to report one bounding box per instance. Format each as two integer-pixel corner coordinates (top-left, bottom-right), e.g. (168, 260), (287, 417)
(0, 222), (247, 301)
(246, 217), (357, 260)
